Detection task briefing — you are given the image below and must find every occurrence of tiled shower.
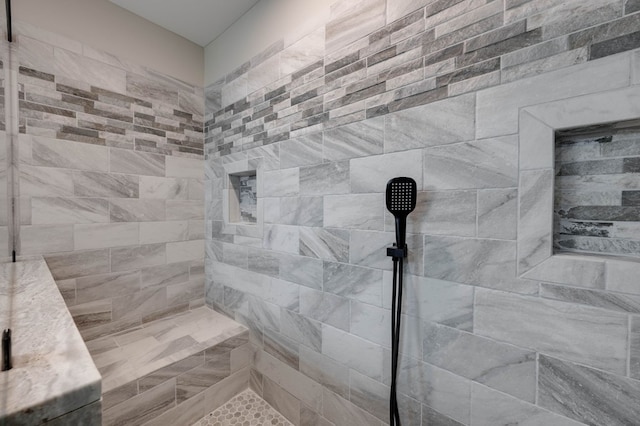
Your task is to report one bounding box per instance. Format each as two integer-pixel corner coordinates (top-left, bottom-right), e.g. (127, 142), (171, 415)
(2, 0), (640, 425)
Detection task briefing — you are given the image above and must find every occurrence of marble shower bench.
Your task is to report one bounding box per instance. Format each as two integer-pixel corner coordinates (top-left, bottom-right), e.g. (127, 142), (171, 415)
(86, 306), (251, 426)
(0, 257), (102, 425)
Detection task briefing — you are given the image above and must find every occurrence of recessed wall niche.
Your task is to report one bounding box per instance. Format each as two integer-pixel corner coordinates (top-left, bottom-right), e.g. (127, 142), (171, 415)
(221, 157), (264, 239)
(229, 172), (258, 224)
(554, 120), (640, 258)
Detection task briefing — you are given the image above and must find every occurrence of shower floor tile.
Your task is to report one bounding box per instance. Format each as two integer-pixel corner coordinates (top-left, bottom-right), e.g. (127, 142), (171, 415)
(192, 389), (293, 426)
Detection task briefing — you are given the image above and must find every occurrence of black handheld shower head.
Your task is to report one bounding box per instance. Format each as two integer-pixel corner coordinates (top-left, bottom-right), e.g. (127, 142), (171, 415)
(386, 177), (417, 249)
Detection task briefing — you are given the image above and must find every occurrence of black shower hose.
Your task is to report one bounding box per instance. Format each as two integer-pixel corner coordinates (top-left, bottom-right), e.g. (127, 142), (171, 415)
(390, 256), (404, 426)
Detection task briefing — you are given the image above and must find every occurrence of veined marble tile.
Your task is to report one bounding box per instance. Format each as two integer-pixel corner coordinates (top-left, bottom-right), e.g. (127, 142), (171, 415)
(397, 356), (471, 425)
(470, 382), (585, 426)
(299, 161), (350, 196)
(325, 0), (386, 53)
(103, 378), (175, 426)
(518, 169), (553, 273)
(141, 262), (190, 289)
(405, 190), (476, 236)
(387, 0), (431, 23)
(522, 254), (605, 289)
(54, 48), (126, 94)
(20, 165), (74, 197)
(76, 270), (140, 304)
(280, 133), (324, 169)
(280, 309), (322, 351)
(266, 278), (299, 311)
(32, 197), (110, 224)
(395, 273), (474, 331)
(632, 316), (640, 379)
(248, 54), (280, 95)
(323, 388), (384, 426)
(324, 193), (385, 230)
(324, 261), (383, 306)
(323, 116), (384, 161)
(166, 200), (204, 221)
(111, 243), (166, 272)
(299, 287), (350, 331)
(299, 227), (349, 262)
(110, 148), (166, 177)
(281, 26), (325, 76)
(260, 168), (298, 198)
(280, 196), (323, 227)
(478, 188), (517, 239)
(539, 355), (640, 425)
(166, 156), (204, 179)
(423, 322), (536, 402)
(69, 298), (113, 330)
(262, 376), (301, 425)
(167, 240), (204, 263)
(140, 176), (188, 199)
(423, 135), (518, 190)
(322, 324), (384, 381)
(350, 300), (391, 348)
(111, 287), (167, 322)
(110, 199), (165, 222)
(264, 224), (300, 254)
(74, 222), (139, 250)
(351, 149), (423, 193)
(126, 72), (178, 105)
(20, 224), (74, 254)
(140, 221), (189, 244)
(299, 345), (349, 399)
(248, 247), (280, 277)
(44, 248), (110, 280)
(541, 283), (640, 314)
(279, 253), (323, 290)
(188, 179), (204, 201)
(475, 288), (628, 374)
(264, 328), (299, 370)
(72, 171), (138, 198)
(385, 93), (475, 152)
(424, 236), (517, 288)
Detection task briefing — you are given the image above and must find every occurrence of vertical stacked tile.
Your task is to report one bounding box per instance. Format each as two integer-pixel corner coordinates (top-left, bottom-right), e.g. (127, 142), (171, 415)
(205, 0), (640, 425)
(12, 22), (205, 340)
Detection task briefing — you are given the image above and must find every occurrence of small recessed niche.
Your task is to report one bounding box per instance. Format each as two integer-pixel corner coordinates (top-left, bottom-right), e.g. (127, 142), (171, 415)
(229, 171), (257, 224)
(554, 118), (640, 258)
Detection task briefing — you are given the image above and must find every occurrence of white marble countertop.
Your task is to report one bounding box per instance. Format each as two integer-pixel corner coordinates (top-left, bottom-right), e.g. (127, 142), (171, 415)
(0, 257), (101, 423)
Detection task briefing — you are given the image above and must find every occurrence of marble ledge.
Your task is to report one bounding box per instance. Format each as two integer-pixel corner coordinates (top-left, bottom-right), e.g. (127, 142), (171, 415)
(0, 256), (102, 424)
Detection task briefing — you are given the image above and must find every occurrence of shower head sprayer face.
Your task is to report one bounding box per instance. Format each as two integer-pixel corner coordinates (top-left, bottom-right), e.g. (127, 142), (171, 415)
(386, 177), (417, 249)
(386, 177), (417, 216)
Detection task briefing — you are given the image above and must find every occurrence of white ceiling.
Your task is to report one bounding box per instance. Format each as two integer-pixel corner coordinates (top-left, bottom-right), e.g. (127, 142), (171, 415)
(109, 0), (261, 47)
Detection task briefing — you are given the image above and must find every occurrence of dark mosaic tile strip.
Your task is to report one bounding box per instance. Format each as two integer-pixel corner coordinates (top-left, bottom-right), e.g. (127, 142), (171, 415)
(590, 30), (640, 61)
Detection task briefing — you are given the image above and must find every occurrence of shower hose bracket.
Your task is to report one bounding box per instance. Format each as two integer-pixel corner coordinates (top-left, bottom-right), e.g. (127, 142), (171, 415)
(387, 244), (407, 260)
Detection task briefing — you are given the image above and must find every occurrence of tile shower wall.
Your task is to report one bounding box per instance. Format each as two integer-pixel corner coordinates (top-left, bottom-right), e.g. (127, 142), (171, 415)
(10, 22), (205, 339)
(205, 1), (640, 425)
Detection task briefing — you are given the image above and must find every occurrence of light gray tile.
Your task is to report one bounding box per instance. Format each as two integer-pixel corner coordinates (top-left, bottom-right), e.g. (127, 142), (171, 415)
(518, 169), (554, 273)
(423, 322), (536, 402)
(20, 165), (74, 197)
(478, 188), (517, 239)
(299, 227), (349, 262)
(424, 236), (518, 289)
(166, 156), (204, 179)
(631, 316), (640, 380)
(325, 0), (386, 52)
(263, 377), (301, 425)
(280, 309), (322, 351)
(300, 161), (350, 196)
(539, 355), (640, 425)
(110, 199), (165, 222)
(110, 148), (165, 177)
(74, 222), (139, 250)
(322, 388), (383, 426)
(280, 133), (324, 169)
(279, 253), (323, 290)
(323, 117), (384, 161)
(45, 249), (110, 280)
(324, 194), (384, 230)
(280, 197), (323, 227)
(541, 283), (640, 314)
(322, 325), (384, 381)
(143, 392), (204, 426)
(32, 197), (109, 224)
(111, 287), (167, 322)
(20, 224), (73, 255)
(423, 135), (518, 190)
(349, 369), (390, 422)
(263, 168), (300, 197)
(351, 150), (423, 193)
(111, 243), (166, 272)
(281, 26), (324, 76)
(166, 240), (204, 263)
(139, 176), (188, 199)
(300, 287), (350, 331)
(140, 221), (188, 244)
(350, 300), (390, 347)
(397, 356), (471, 425)
(76, 270), (140, 304)
(406, 191), (476, 236)
(324, 261), (383, 306)
(31, 135), (109, 171)
(167, 278), (204, 306)
(300, 345), (349, 399)
(385, 93), (475, 153)
(166, 200), (204, 221)
(264, 328), (299, 370)
(471, 382), (585, 426)
(248, 247), (280, 277)
(475, 288), (628, 374)
(72, 171), (138, 198)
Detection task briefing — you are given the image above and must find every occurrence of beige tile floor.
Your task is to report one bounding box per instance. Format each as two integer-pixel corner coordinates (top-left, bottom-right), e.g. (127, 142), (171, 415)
(85, 307), (247, 392)
(192, 389), (293, 426)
